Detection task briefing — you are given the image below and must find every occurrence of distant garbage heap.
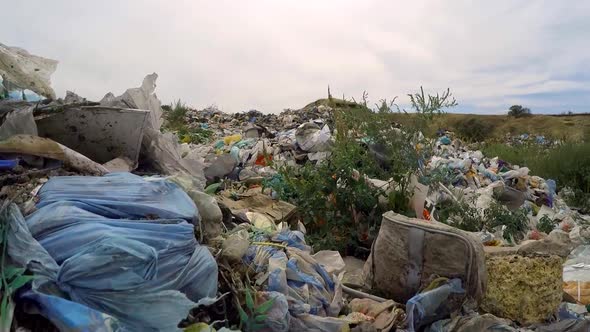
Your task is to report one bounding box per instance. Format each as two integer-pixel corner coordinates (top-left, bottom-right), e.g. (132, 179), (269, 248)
(1, 44), (590, 332)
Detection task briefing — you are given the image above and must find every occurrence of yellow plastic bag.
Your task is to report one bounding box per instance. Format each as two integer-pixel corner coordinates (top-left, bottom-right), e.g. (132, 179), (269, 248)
(223, 134), (242, 145)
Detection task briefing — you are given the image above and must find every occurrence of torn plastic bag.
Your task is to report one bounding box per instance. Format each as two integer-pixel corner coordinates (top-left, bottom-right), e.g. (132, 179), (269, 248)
(36, 172), (198, 222)
(0, 42), (58, 99)
(406, 278), (465, 332)
(6, 180), (217, 331)
(0, 135), (109, 174)
(141, 128), (206, 190)
(295, 122), (333, 152)
(312, 251), (345, 275)
(0, 105), (37, 141)
(100, 73), (163, 130)
(18, 288), (120, 332)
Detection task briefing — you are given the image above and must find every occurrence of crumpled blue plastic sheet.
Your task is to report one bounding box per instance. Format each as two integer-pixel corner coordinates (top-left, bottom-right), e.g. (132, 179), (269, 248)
(7, 173), (217, 331)
(36, 172), (199, 222)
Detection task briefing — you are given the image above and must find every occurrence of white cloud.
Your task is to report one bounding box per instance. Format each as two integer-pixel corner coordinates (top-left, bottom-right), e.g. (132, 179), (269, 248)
(1, 0), (589, 113)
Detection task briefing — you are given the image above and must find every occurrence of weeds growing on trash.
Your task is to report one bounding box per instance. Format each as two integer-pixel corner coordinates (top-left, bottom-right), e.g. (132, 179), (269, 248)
(162, 100), (214, 144)
(436, 198), (529, 242)
(238, 288), (275, 331)
(537, 214), (556, 234)
(436, 198), (483, 232)
(484, 202), (529, 243)
(273, 87), (457, 251)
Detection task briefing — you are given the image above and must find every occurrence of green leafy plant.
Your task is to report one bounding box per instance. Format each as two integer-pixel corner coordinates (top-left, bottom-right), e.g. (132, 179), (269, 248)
(484, 202), (529, 243)
(275, 87), (457, 252)
(238, 288), (275, 331)
(537, 214), (555, 234)
(162, 100), (214, 144)
(435, 198), (484, 232)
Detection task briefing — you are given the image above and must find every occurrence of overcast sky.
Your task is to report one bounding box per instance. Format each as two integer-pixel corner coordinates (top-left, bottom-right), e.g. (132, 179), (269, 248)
(2, 0), (590, 114)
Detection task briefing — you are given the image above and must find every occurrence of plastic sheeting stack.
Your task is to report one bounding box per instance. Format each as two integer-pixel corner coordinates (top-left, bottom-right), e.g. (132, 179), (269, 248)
(6, 173), (218, 331)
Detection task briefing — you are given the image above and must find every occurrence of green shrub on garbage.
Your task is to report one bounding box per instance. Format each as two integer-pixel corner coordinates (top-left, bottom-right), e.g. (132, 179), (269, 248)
(435, 199), (483, 232)
(162, 99), (189, 129)
(276, 88), (457, 252)
(537, 214), (555, 234)
(484, 202), (529, 243)
(436, 199), (529, 242)
(238, 288), (275, 332)
(162, 100), (214, 144)
(178, 127), (214, 145)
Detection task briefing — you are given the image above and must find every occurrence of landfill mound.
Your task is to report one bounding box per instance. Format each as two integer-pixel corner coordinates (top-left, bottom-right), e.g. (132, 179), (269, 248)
(0, 44), (589, 332)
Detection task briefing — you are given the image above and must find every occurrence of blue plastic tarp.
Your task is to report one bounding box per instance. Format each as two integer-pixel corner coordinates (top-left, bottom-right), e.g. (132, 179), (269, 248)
(36, 172), (199, 222)
(7, 173), (217, 331)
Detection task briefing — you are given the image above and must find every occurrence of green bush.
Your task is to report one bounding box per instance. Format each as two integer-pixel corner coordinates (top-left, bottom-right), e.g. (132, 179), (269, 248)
(437, 199), (528, 243)
(454, 117), (495, 142)
(484, 202), (529, 243)
(537, 215), (556, 234)
(435, 198), (483, 232)
(162, 100), (213, 144)
(272, 88), (457, 252)
(162, 99), (189, 129)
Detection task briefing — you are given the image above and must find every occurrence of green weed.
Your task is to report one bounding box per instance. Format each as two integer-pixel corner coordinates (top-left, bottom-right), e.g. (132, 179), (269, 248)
(273, 88), (456, 252)
(238, 288), (275, 332)
(162, 100), (214, 144)
(537, 214), (556, 234)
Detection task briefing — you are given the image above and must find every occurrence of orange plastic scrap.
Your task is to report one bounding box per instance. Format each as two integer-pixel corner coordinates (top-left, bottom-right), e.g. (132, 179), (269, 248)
(422, 208), (431, 221)
(255, 154), (272, 166)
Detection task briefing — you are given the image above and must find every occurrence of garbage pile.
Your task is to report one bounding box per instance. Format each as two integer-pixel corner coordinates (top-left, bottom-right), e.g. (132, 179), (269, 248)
(427, 134), (589, 244)
(503, 133), (560, 147)
(1, 44), (590, 332)
(175, 103), (336, 185)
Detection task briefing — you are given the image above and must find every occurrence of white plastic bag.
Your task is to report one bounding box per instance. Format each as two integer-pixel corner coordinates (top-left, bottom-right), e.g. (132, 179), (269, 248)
(0, 43), (58, 99)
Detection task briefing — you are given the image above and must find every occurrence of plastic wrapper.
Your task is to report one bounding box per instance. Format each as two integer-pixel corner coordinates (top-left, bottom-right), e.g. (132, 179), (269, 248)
(406, 278), (465, 332)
